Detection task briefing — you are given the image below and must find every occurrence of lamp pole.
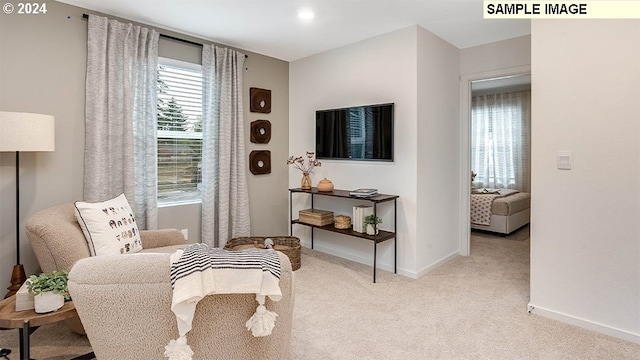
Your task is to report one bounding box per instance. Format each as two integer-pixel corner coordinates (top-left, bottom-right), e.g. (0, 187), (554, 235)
(5, 152), (26, 298)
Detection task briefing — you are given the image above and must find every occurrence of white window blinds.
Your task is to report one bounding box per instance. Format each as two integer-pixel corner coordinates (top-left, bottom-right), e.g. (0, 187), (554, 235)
(157, 58), (203, 203)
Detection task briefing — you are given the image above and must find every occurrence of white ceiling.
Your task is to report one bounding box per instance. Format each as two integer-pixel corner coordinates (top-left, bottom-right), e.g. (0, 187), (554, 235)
(57, 0), (530, 62)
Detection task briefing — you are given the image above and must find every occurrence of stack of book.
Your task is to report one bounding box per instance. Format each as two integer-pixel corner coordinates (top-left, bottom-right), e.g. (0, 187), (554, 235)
(349, 188), (378, 197)
(352, 205), (373, 233)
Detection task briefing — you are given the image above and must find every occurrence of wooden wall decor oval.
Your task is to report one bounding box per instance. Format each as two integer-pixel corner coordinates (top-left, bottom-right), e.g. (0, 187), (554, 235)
(250, 120), (271, 144)
(250, 88), (271, 113)
(249, 150), (271, 175)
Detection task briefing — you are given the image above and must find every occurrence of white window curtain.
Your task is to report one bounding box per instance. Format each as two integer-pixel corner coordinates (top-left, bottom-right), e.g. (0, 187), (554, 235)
(84, 15), (159, 230)
(471, 90), (531, 192)
(201, 44), (250, 247)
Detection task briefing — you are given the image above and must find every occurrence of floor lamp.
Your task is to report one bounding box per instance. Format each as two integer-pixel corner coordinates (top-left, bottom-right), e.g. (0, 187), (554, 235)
(0, 112), (55, 299)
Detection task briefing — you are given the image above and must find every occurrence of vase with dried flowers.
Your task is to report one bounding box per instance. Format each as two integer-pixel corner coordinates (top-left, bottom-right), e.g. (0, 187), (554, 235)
(287, 151), (321, 190)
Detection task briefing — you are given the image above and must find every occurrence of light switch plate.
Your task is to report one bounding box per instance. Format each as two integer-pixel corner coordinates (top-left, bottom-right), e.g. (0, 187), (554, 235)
(557, 151), (572, 170)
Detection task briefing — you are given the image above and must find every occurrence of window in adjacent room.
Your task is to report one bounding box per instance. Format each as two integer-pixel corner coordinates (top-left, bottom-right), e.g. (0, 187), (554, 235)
(156, 58), (203, 204)
(471, 89), (531, 191)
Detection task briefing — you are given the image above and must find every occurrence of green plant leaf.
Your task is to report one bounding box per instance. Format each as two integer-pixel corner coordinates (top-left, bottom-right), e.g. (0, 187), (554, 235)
(26, 270), (70, 299)
(363, 214), (382, 225)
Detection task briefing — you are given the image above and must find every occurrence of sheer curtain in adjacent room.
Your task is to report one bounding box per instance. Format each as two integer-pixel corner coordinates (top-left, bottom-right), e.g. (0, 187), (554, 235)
(471, 90), (531, 192)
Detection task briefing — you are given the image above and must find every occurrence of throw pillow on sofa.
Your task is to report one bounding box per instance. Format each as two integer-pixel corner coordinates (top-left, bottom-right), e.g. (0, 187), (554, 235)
(74, 193), (143, 256)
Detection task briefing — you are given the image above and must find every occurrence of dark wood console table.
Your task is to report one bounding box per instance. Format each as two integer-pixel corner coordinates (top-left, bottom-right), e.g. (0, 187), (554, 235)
(289, 187), (398, 283)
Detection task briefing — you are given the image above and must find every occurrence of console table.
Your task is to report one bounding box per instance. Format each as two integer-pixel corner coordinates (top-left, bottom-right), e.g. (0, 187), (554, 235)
(289, 187), (398, 283)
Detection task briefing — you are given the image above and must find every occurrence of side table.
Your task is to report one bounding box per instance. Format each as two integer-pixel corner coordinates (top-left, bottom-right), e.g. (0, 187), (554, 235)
(0, 296), (94, 360)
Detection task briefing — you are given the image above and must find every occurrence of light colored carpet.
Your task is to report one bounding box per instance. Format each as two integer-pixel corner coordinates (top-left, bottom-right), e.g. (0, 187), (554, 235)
(291, 227), (640, 359)
(2, 226), (640, 359)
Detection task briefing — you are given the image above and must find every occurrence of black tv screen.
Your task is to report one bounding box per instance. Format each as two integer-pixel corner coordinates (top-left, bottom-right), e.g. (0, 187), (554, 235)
(316, 103), (394, 161)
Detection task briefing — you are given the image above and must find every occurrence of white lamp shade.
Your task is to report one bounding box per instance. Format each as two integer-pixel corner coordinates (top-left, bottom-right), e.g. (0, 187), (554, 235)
(0, 111), (55, 152)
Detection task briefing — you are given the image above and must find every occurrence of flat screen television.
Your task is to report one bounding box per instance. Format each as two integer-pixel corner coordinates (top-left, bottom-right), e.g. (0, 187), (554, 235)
(315, 103), (394, 161)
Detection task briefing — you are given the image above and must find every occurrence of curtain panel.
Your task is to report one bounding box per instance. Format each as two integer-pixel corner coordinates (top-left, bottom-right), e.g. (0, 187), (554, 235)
(201, 45), (250, 247)
(84, 15), (159, 230)
(471, 90), (531, 192)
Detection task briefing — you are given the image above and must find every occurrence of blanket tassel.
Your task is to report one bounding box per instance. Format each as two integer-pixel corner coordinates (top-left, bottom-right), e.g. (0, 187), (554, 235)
(164, 335), (194, 360)
(245, 294), (278, 337)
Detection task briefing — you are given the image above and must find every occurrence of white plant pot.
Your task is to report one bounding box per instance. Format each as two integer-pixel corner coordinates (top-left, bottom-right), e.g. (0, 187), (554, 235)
(34, 291), (64, 313)
(366, 224), (379, 236)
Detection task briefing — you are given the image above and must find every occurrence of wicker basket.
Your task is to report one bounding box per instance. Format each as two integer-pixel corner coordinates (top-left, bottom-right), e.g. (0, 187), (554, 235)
(224, 236), (301, 271)
(334, 215), (351, 229)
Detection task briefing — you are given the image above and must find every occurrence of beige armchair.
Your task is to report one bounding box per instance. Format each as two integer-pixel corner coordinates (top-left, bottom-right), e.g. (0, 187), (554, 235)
(25, 203), (187, 333)
(68, 251), (294, 360)
(26, 203), (187, 274)
(27, 203), (295, 359)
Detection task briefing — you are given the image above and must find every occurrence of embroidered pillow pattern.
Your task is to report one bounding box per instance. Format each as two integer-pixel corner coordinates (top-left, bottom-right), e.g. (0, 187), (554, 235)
(74, 193), (143, 256)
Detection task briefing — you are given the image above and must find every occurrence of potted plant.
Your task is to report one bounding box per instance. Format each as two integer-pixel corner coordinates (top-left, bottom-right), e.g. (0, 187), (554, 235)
(26, 270), (70, 313)
(363, 215), (382, 236)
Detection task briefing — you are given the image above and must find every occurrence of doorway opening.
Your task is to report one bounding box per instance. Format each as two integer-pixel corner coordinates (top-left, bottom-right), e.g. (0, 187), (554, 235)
(459, 67), (531, 256)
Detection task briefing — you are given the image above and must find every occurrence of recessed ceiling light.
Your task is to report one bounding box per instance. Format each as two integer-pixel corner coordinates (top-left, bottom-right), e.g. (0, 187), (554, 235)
(298, 9), (315, 21)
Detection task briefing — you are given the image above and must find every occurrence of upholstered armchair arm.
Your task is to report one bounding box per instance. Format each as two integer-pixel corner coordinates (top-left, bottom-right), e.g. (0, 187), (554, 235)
(68, 252), (294, 360)
(139, 229), (185, 249)
(68, 253), (177, 359)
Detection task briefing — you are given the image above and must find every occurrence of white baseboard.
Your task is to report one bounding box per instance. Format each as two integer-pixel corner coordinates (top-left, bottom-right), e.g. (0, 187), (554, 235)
(301, 240), (414, 277)
(415, 251), (459, 278)
(308, 242), (395, 272)
(301, 239), (458, 280)
(528, 303), (640, 345)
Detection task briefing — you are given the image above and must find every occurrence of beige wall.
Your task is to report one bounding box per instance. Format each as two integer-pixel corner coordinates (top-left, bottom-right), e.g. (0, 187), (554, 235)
(0, 2), (87, 286)
(290, 26), (418, 275)
(289, 25), (461, 278)
(243, 54), (290, 237)
(416, 26), (460, 275)
(460, 35), (531, 76)
(530, 20), (640, 343)
(0, 1), (289, 286)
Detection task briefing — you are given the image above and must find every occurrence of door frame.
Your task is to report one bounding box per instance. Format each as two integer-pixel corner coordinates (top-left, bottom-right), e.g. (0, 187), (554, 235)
(458, 66), (531, 256)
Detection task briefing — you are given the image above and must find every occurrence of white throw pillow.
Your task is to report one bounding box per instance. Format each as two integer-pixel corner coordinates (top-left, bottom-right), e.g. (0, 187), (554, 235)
(74, 193), (143, 256)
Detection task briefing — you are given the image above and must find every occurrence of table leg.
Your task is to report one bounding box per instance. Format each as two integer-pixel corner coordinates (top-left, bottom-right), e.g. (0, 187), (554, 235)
(373, 204), (377, 283)
(19, 322), (29, 360)
(310, 194), (314, 249)
(394, 198), (397, 274)
(373, 241), (377, 283)
(394, 237), (397, 274)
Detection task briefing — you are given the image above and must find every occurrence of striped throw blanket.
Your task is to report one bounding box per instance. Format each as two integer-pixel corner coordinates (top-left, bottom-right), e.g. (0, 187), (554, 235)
(165, 243), (282, 360)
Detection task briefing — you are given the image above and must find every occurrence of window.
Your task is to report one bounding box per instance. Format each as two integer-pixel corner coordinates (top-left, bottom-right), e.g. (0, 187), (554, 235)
(471, 90), (531, 191)
(156, 58), (203, 204)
